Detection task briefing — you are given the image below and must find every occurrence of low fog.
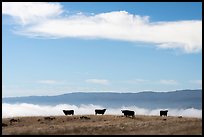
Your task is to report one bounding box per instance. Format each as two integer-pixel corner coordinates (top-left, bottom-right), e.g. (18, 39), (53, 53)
(2, 103), (202, 118)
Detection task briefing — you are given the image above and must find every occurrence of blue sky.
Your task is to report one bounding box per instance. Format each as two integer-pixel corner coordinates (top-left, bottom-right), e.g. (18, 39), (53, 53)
(2, 2), (202, 97)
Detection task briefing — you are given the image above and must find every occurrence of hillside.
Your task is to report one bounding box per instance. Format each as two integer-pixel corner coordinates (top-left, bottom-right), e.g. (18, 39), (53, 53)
(2, 89), (202, 109)
(2, 115), (202, 135)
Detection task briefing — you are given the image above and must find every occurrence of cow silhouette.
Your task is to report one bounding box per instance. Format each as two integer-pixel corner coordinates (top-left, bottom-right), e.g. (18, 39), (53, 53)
(44, 117), (55, 120)
(121, 110), (135, 117)
(95, 109), (106, 115)
(9, 118), (19, 125)
(2, 123), (8, 127)
(63, 110), (74, 115)
(160, 110), (168, 116)
(80, 116), (91, 120)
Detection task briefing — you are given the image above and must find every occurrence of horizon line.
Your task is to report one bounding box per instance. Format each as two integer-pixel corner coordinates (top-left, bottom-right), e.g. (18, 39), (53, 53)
(2, 88), (202, 98)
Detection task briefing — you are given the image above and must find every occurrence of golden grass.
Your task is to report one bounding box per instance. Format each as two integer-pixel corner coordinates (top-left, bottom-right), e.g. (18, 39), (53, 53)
(2, 115), (202, 135)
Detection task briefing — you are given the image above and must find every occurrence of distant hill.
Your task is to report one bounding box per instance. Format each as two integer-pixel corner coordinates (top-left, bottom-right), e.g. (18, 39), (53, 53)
(2, 89), (202, 109)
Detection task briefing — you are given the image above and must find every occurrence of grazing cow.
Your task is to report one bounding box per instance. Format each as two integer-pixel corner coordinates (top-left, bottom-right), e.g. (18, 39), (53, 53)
(9, 118), (19, 125)
(95, 109), (106, 115)
(10, 118), (18, 122)
(160, 110), (168, 116)
(2, 123), (8, 127)
(80, 116), (91, 120)
(63, 110), (74, 115)
(121, 110), (135, 117)
(44, 117), (55, 120)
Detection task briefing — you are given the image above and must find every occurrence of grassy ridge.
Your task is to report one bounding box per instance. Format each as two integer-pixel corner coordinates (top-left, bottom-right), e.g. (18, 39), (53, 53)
(2, 115), (202, 135)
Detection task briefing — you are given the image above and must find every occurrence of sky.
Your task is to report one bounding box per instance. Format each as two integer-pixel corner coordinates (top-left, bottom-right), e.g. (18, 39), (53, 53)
(2, 2), (202, 97)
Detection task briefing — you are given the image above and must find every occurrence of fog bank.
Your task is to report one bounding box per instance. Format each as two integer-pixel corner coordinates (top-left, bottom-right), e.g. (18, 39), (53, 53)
(2, 103), (202, 118)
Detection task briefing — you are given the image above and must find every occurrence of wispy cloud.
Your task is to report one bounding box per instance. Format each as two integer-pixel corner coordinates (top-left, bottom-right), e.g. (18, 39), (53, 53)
(2, 85), (6, 89)
(86, 79), (110, 85)
(125, 79), (149, 84)
(159, 80), (178, 85)
(2, 2), (63, 25)
(190, 80), (202, 86)
(2, 2), (202, 53)
(37, 80), (63, 84)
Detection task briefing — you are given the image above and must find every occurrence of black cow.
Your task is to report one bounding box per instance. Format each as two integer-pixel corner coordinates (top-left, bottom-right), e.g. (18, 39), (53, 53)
(160, 110), (168, 116)
(9, 118), (19, 125)
(95, 109), (106, 115)
(121, 110), (135, 117)
(2, 123), (8, 127)
(44, 117), (55, 120)
(63, 110), (74, 115)
(80, 116), (91, 120)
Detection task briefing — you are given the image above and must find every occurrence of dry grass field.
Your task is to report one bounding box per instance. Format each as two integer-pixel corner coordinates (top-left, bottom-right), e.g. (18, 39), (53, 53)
(2, 115), (202, 135)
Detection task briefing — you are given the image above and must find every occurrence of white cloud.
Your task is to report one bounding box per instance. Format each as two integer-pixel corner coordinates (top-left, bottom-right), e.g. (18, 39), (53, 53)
(86, 79), (110, 85)
(2, 2), (63, 25)
(2, 84), (5, 88)
(159, 80), (178, 85)
(125, 79), (149, 84)
(190, 80), (202, 86)
(2, 103), (202, 118)
(37, 80), (63, 84)
(2, 2), (202, 53)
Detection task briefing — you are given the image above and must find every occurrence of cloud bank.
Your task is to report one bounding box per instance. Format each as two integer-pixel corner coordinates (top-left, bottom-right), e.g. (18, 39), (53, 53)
(2, 103), (202, 118)
(2, 2), (202, 53)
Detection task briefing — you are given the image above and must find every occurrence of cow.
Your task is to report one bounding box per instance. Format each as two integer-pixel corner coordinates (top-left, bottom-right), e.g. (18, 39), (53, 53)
(160, 110), (168, 116)
(9, 118), (19, 125)
(80, 116), (91, 120)
(44, 117), (55, 120)
(95, 109), (106, 115)
(63, 110), (74, 115)
(121, 110), (135, 117)
(2, 123), (8, 127)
